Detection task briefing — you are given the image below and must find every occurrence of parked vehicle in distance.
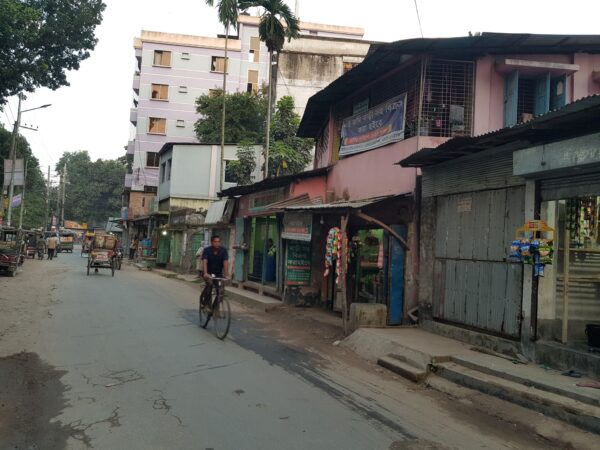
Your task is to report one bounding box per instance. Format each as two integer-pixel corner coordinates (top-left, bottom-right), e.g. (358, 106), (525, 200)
(59, 230), (76, 253)
(0, 227), (24, 277)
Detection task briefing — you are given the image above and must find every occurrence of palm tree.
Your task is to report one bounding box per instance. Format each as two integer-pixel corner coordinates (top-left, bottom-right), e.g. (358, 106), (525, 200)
(240, 0), (300, 178)
(205, 0), (242, 190)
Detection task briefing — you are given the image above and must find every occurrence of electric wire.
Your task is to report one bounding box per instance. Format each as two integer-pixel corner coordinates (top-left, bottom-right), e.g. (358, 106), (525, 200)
(413, 0), (424, 38)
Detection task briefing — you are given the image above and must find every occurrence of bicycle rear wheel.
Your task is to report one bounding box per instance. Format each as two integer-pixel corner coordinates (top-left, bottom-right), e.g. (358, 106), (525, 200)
(213, 296), (231, 340)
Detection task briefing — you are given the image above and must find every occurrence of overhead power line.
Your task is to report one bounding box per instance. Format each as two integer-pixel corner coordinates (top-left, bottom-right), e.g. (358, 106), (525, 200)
(413, 0), (424, 38)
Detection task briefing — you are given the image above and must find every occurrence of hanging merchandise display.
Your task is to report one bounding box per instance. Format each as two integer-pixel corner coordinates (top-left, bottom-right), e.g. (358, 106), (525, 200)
(509, 220), (555, 277)
(324, 227), (342, 283)
(566, 197), (600, 248)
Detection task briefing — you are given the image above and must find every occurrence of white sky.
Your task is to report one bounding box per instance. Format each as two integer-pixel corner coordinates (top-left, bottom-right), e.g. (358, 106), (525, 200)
(2, 0), (600, 176)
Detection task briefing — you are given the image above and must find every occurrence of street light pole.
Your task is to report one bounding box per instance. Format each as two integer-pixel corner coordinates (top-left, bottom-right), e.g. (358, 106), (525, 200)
(6, 94), (22, 226)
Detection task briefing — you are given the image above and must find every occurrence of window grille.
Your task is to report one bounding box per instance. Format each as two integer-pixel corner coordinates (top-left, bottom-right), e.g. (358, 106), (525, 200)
(517, 78), (536, 124)
(420, 59), (474, 137)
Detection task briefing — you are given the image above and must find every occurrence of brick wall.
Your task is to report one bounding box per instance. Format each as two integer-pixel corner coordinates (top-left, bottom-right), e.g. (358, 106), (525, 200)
(128, 192), (155, 218)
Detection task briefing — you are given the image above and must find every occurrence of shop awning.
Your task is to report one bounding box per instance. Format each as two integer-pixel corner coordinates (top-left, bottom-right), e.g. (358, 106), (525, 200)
(205, 199), (228, 225)
(285, 194), (411, 250)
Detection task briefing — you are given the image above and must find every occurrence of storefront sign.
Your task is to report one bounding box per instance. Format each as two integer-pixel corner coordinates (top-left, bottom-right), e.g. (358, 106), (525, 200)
(340, 94), (407, 157)
(282, 213), (312, 241)
(286, 241), (311, 286)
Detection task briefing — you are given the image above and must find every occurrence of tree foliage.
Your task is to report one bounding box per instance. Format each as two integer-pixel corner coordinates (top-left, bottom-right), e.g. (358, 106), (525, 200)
(225, 141), (256, 186)
(239, 0), (299, 54)
(0, 125), (47, 228)
(268, 96), (313, 176)
(195, 90), (267, 144)
(55, 151), (125, 226)
(0, 0), (105, 104)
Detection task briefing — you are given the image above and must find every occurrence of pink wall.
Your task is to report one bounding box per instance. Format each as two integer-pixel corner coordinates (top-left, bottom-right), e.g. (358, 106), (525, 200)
(573, 53), (600, 100)
(326, 136), (448, 201)
(289, 176), (327, 201)
(473, 56), (505, 135)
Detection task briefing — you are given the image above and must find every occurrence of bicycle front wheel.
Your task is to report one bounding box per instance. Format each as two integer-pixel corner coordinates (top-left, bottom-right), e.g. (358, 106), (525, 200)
(213, 297), (231, 340)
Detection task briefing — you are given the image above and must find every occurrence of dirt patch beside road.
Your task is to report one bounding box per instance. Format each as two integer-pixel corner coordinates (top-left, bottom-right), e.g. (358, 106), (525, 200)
(0, 352), (71, 450)
(0, 260), (72, 449)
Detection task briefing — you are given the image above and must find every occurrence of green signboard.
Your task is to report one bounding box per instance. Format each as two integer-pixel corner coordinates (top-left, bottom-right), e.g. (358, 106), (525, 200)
(286, 240), (311, 286)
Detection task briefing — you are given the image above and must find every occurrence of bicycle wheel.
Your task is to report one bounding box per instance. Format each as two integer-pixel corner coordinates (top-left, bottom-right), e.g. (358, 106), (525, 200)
(213, 296), (231, 340)
(198, 286), (213, 329)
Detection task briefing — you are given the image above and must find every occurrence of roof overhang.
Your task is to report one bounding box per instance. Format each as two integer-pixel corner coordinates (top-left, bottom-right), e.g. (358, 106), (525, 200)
(298, 33), (600, 137)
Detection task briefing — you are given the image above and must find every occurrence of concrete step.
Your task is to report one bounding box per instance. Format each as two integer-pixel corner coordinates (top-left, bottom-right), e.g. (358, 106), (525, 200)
(377, 355), (429, 383)
(451, 354), (600, 408)
(436, 361), (600, 434)
(226, 286), (282, 312)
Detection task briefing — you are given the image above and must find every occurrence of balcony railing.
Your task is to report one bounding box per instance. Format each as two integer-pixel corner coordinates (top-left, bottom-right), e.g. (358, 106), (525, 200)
(124, 173), (133, 189)
(127, 140), (135, 155)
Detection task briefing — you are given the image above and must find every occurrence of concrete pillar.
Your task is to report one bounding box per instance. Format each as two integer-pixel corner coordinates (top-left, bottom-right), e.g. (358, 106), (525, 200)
(418, 196), (436, 323)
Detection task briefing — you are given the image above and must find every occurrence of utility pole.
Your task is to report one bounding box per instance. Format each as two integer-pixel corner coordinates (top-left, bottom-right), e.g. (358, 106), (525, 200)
(6, 94), (22, 226)
(56, 170), (61, 228)
(45, 166), (51, 231)
(60, 163), (67, 227)
(18, 158), (28, 229)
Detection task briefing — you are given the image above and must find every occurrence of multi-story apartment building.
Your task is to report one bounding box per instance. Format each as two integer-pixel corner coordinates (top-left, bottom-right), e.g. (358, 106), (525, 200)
(123, 15), (370, 215)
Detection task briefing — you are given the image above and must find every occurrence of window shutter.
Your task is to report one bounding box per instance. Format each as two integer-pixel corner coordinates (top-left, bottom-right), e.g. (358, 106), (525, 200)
(550, 75), (566, 110)
(534, 73), (550, 116)
(503, 71), (519, 127)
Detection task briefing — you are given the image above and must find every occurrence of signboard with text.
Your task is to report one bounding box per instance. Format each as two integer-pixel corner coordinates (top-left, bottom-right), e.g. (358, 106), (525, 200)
(10, 193), (22, 208)
(282, 213), (312, 241)
(340, 94), (406, 157)
(3, 159), (24, 186)
(286, 241), (311, 286)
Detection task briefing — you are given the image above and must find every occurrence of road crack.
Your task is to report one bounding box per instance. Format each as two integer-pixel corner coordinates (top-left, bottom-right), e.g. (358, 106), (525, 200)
(148, 389), (184, 427)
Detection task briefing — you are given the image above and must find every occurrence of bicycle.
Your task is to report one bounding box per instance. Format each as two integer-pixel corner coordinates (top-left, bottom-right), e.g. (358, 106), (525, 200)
(198, 276), (231, 340)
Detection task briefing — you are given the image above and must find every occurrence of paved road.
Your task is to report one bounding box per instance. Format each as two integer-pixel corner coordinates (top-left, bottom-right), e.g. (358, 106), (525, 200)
(1, 249), (595, 450)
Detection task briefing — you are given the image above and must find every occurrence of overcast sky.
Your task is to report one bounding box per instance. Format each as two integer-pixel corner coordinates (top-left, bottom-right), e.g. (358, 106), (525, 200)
(2, 0), (600, 177)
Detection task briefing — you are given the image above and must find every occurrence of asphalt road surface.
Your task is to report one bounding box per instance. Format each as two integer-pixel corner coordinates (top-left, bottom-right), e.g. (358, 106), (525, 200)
(0, 248), (596, 449)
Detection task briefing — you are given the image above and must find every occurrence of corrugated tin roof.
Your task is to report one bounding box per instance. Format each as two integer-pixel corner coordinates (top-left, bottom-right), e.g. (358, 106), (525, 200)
(265, 194), (323, 211)
(285, 195), (397, 212)
(298, 33), (600, 137)
(399, 95), (600, 168)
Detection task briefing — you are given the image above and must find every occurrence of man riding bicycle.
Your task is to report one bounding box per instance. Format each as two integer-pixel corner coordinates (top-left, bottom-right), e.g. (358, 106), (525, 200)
(200, 235), (229, 310)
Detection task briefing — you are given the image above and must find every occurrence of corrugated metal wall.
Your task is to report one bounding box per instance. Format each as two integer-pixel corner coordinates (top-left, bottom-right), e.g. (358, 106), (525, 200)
(422, 151), (523, 197)
(432, 186), (525, 337)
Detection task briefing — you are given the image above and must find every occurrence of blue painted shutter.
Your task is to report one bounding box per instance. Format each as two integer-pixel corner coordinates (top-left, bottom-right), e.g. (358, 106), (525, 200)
(534, 73), (551, 116)
(550, 75), (567, 110)
(388, 224), (407, 325)
(504, 71), (519, 127)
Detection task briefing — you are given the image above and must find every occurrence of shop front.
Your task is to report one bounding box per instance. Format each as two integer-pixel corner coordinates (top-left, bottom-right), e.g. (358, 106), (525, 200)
(284, 195), (414, 325)
(232, 187), (287, 297)
(514, 135), (600, 352)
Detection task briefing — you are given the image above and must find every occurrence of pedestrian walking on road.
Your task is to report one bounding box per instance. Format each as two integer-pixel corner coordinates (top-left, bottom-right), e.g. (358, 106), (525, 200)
(47, 234), (58, 260)
(129, 237), (138, 260)
(195, 244), (205, 278)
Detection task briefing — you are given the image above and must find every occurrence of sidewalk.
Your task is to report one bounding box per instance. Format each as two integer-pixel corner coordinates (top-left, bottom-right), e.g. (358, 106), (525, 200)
(342, 327), (600, 434)
(132, 264), (284, 311)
